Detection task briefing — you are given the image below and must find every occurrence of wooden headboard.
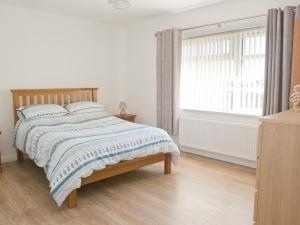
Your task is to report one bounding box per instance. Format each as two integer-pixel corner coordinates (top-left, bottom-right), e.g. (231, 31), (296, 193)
(11, 88), (98, 124)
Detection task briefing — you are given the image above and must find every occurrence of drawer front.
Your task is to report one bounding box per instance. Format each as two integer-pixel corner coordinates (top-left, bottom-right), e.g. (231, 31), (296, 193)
(257, 122), (300, 225)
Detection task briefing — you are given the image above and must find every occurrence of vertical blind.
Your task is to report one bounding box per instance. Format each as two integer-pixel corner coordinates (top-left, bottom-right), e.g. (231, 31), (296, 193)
(180, 28), (266, 115)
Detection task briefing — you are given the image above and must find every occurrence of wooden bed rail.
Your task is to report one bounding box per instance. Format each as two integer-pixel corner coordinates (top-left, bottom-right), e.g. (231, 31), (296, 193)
(67, 153), (172, 208)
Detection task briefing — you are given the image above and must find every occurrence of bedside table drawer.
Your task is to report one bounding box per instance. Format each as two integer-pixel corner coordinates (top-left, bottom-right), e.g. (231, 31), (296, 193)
(114, 114), (137, 123)
(125, 118), (135, 122)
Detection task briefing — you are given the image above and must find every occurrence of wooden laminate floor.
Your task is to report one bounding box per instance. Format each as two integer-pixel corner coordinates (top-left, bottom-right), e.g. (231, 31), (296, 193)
(0, 153), (255, 225)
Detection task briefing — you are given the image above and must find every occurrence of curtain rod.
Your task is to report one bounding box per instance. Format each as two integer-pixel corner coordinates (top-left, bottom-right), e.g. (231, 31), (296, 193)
(180, 14), (267, 32)
(184, 25), (265, 40)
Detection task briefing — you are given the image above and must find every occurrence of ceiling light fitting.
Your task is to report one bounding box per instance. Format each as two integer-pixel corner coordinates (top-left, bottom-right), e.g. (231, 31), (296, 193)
(108, 0), (131, 9)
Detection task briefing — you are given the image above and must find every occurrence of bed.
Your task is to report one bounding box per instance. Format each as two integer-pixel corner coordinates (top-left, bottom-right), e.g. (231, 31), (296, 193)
(11, 88), (179, 208)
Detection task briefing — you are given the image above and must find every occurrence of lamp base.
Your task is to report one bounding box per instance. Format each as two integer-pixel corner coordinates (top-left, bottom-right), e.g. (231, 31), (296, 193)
(120, 109), (127, 116)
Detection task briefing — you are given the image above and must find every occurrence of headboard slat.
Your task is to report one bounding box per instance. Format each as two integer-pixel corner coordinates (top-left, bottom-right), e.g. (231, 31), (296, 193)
(11, 88), (98, 124)
(29, 95), (35, 105)
(48, 95), (53, 104)
(21, 95), (26, 107)
(36, 95), (41, 104)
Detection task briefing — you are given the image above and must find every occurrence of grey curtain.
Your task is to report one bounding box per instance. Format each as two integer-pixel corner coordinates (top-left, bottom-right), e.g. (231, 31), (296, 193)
(156, 29), (182, 135)
(263, 7), (296, 116)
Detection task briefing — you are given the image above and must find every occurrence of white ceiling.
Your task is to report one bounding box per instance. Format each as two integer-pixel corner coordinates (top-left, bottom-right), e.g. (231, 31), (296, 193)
(0, 0), (228, 25)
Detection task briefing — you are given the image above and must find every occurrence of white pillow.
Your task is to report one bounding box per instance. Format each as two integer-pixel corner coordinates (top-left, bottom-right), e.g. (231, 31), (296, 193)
(64, 101), (106, 114)
(17, 104), (68, 120)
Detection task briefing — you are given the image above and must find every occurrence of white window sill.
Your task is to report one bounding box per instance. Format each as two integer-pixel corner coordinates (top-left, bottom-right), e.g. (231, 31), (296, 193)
(180, 108), (261, 119)
(180, 108), (261, 126)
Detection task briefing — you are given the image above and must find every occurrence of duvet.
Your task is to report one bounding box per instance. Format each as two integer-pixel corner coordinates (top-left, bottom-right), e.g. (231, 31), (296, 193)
(14, 111), (179, 206)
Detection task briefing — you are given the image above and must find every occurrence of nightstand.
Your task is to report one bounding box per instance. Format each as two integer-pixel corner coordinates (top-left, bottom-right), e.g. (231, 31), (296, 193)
(114, 114), (137, 122)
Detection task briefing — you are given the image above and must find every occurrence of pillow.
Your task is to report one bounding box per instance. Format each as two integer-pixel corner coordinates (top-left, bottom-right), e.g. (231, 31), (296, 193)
(17, 110), (26, 121)
(64, 101), (106, 114)
(17, 104), (68, 120)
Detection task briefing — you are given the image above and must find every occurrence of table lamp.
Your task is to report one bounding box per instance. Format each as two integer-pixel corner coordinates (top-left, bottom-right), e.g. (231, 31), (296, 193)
(119, 101), (127, 116)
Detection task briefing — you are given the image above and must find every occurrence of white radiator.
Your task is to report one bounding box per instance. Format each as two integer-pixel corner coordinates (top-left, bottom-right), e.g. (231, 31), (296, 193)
(179, 110), (259, 167)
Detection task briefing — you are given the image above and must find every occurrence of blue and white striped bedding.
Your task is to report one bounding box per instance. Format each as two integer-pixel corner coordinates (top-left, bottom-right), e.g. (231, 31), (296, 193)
(14, 111), (179, 206)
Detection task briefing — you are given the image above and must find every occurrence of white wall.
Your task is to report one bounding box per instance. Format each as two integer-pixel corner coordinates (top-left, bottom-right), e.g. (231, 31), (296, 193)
(124, 0), (300, 126)
(0, 3), (127, 162)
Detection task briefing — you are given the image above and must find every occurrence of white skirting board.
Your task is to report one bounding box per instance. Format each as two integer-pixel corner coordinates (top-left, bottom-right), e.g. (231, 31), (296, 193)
(181, 146), (256, 168)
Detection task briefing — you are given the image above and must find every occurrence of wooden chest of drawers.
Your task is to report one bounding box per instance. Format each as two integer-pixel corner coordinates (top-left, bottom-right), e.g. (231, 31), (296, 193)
(253, 110), (300, 225)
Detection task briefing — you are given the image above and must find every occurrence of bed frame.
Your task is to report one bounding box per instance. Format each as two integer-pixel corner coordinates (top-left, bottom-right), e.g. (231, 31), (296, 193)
(11, 88), (171, 208)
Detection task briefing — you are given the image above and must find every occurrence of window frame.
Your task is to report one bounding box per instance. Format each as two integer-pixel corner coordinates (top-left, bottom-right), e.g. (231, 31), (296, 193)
(180, 26), (266, 117)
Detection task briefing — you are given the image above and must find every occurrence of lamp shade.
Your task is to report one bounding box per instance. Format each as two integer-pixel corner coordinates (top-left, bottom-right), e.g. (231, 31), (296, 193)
(119, 102), (127, 110)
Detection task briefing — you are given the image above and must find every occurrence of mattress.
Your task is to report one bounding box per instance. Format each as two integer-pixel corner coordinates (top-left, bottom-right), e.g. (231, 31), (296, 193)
(14, 111), (179, 206)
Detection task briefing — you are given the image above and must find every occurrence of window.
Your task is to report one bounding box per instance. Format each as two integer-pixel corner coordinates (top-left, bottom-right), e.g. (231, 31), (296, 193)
(180, 28), (266, 116)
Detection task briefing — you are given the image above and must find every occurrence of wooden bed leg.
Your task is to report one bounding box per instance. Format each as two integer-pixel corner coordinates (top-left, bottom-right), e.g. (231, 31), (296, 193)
(164, 153), (171, 175)
(67, 190), (77, 209)
(17, 149), (24, 162)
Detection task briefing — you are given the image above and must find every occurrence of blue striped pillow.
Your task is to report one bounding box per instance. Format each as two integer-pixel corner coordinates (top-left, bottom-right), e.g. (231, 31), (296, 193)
(64, 101), (106, 114)
(17, 104), (68, 120)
